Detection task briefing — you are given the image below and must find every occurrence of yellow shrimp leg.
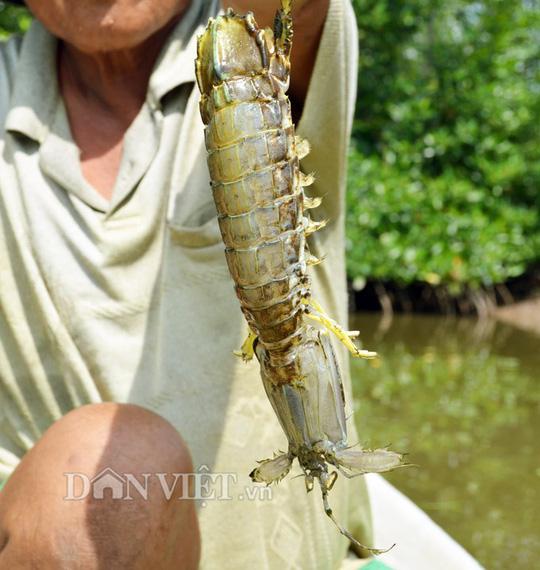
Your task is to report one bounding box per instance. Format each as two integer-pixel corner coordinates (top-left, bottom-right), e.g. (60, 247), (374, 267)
(234, 328), (258, 362)
(304, 299), (377, 359)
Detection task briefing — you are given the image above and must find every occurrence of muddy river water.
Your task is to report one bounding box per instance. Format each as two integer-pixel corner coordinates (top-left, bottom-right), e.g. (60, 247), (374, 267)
(349, 312), (539, 569)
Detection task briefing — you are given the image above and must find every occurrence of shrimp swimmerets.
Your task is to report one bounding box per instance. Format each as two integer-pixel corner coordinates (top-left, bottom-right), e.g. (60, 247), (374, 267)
(195, 0), (404, 553)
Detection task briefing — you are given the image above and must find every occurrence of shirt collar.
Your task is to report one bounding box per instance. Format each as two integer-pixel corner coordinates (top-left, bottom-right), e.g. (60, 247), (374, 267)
(147, 0), (220, 109)
(5, 0), (220, 141)
(5, 21), (58, 143)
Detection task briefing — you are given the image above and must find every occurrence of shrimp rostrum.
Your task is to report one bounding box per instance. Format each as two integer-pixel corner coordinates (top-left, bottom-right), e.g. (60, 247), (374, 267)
(195, 0), (404, 553)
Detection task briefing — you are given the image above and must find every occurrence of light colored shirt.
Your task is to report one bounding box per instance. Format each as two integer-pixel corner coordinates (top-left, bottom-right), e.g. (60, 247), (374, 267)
(0, 0), (372, 567)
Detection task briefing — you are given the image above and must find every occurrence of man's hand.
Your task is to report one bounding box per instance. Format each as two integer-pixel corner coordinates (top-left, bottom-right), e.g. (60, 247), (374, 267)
(222, 0), (330, 116)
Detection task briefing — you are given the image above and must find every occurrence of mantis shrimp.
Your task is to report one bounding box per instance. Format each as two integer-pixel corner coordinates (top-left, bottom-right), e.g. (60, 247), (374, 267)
(195, 0), (404, 553)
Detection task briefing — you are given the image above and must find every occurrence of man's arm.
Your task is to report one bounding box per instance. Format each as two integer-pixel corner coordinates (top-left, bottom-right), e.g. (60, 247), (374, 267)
(223, 0), (330, 112)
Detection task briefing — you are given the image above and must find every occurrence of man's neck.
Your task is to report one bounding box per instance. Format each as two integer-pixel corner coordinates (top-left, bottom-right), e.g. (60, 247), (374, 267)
(57, 16), (181, 200)
(58, 16), (180, 118)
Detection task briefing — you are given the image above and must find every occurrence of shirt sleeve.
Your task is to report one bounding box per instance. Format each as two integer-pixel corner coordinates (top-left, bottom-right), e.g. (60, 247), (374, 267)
(297, 0), (358, 224)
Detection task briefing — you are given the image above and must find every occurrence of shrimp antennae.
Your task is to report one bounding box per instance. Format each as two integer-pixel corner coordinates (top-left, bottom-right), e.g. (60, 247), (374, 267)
(319, 477), (395, 556)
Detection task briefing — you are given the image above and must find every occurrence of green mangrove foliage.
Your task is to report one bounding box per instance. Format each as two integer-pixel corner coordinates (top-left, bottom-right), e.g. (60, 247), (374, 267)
(0, 2), (30, 38)
(348, 0), (540, 291)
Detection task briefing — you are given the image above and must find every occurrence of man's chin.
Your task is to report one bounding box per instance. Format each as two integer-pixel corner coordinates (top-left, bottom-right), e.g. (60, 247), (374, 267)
(26, 0), (187, 54)
(61, 28), (160, 55)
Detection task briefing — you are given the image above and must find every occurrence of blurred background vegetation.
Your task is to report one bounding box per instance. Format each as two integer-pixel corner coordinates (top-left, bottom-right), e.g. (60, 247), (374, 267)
(348, 0), (539, 313)
(0, 1), (30, 38)
(2, 0), (538, 313)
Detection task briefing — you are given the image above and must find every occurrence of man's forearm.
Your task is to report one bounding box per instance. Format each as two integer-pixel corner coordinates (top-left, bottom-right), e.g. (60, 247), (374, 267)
(222, 0), (330, 112)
